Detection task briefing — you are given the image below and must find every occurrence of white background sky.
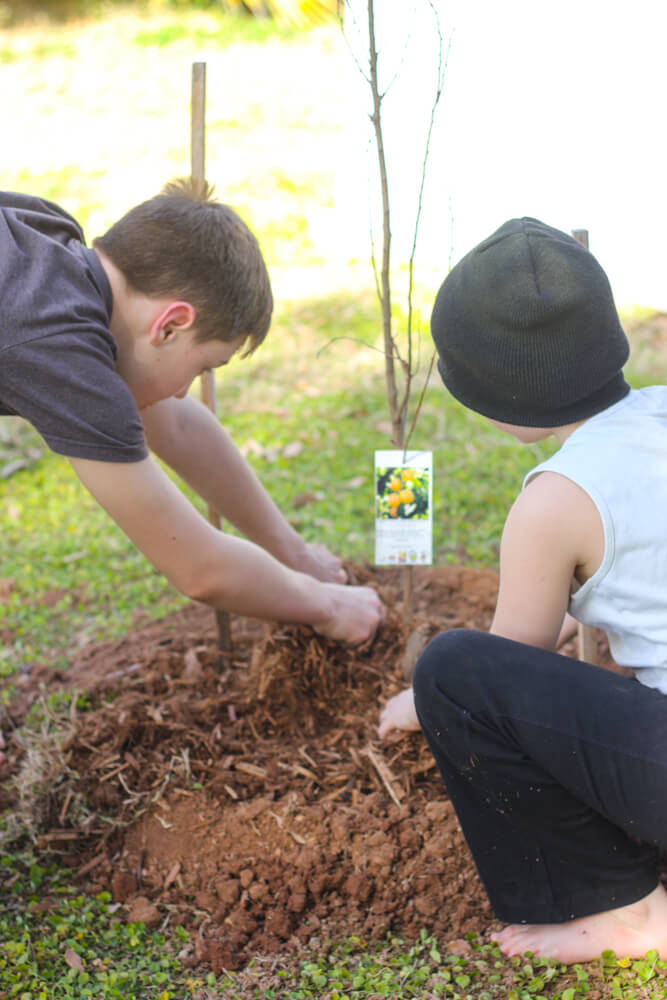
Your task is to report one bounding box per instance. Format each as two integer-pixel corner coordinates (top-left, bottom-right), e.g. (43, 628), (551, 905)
(341, 0), (666, 310)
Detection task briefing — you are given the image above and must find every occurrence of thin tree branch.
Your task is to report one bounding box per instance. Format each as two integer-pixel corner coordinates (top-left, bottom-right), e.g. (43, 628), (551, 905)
(398, 2), (451, 426)
(315, 336), (406, 365)
(367, 0), (401, 444)
(343, 0), (449, 452)
(337, 0), (371, 86)
(377, 0), (418, 102)
(403, 348), (437, 458)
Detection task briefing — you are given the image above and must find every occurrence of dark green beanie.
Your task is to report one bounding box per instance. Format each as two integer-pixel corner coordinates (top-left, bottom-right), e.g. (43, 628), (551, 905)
(430, 217), (630, 427)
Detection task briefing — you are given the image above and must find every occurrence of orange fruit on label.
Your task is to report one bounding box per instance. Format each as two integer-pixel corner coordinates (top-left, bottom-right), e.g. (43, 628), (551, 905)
(390, 506), (399, 517)
(401, 469), (414, 482)
(390, 477), (402, 492)
(399, 489), (415, 504)
(387, 492), (401, 507)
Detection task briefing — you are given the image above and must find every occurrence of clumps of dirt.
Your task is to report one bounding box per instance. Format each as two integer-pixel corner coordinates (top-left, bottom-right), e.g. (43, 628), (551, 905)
(3, 562), (625, 974)
(115, 783), (493, 975)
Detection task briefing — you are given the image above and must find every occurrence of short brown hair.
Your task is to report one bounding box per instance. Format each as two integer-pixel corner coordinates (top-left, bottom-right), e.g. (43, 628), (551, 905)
(94, 177), (272, 353)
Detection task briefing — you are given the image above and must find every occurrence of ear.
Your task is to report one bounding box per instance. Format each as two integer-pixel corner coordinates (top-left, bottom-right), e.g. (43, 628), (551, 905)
(149, 301), (197, 346)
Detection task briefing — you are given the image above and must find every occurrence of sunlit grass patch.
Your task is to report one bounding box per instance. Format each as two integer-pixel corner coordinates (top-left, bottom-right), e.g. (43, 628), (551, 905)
(9, 167), (107, 235)
(133, 13), (301, 49)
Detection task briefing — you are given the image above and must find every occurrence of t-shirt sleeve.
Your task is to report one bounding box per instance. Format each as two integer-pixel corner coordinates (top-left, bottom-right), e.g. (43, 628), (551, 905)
(0, 330), (148, 462)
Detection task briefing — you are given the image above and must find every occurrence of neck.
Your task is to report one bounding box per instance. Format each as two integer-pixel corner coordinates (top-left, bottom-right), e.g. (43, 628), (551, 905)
(95, 248), (155, 357)
(553, 419), (587, 445)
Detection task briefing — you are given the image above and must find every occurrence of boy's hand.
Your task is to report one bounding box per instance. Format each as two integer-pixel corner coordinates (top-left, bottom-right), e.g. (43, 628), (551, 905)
(378, 687), (421, 739)
(314, 583), (385, 644)
(293, 542), (347, 584)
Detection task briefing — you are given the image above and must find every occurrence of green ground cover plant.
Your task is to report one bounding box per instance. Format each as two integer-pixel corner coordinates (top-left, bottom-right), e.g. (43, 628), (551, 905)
(2, 846), (667, 999)
(1, 6), (666, 997)
(1, 850), (188, 997)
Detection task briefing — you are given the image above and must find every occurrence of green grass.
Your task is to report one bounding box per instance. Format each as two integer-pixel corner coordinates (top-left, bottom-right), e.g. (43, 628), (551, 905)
(222, 933), (667, 999)
(0, 39), (75, 61)
(132, 16), (302, 49)
(8, 167), (107, 236)
(2, 850), (666, 999)
(1, 6), (666, 997)
(0, 851), (188, 997)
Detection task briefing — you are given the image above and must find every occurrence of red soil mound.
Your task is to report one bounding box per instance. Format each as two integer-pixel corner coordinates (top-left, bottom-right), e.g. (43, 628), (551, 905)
(4, 563), (622, 974)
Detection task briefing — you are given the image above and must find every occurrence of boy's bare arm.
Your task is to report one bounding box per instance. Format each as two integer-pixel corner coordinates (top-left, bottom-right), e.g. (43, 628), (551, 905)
(141, 396), (343, 582)
(69, 454), (383, 643)
(491, 471), (602, 649)
(378, 472), (601, 740)
(556, 612), (579, 648)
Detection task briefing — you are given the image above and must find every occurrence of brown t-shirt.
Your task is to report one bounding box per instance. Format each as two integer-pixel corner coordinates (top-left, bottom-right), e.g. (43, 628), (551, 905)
(0, 192), (148, 462)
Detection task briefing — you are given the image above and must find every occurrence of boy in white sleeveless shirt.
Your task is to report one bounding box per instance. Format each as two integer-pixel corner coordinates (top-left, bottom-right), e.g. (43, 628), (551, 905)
(379, 218), (667, 963)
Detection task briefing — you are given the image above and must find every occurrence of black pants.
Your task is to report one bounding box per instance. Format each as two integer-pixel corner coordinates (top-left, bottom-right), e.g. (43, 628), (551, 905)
(413, 629), (667, 924)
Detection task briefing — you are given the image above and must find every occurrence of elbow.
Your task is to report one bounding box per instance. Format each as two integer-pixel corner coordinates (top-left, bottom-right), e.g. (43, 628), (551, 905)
(154, 525), (230, 606)
(172, 559), (231, 608)
(157, 527), (261, 612)
(176, 570), (221, 606)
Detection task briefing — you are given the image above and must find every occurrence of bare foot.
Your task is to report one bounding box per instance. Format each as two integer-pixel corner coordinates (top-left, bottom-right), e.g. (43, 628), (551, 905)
(496, 884), (667, 963)
(377, 687), (421, 740)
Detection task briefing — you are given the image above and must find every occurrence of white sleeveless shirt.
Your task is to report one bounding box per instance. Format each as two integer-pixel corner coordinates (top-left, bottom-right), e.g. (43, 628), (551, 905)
(524, 386), (667, 695)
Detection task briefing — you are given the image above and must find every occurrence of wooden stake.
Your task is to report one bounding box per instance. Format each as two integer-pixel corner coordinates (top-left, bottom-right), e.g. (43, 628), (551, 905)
(571, 227), (601, 667)
(190, 62), (206, 190)
(191, 61), (233, 659)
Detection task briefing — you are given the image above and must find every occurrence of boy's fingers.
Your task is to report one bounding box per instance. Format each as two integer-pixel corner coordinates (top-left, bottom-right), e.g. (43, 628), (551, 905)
(378, 720), (405, 741)
(377, 703), (392, 740)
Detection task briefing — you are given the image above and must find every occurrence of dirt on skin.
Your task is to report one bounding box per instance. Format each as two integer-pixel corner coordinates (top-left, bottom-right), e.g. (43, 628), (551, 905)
(0, 563), (636, 975)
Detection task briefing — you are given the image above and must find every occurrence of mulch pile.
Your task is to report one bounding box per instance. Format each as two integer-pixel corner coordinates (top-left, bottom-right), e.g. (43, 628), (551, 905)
(2, 562), (647, 975)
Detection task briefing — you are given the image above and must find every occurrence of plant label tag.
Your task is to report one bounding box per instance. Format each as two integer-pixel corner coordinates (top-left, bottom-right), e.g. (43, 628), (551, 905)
(374, 450), (433, 566)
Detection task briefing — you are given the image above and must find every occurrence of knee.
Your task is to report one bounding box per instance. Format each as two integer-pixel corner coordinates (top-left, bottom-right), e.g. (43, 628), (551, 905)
(413, 628), (489, 718)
